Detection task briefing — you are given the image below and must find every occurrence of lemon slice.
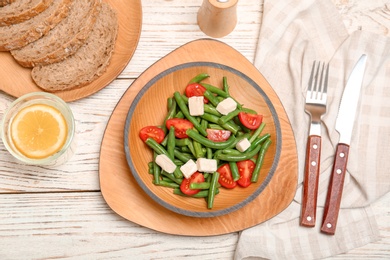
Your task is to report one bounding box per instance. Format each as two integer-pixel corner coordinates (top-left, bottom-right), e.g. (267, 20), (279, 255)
(10, 104), (68, 159)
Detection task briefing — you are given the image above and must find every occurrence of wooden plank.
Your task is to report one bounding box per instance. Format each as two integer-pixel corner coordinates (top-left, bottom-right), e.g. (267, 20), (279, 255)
(0, 191), (388, 259)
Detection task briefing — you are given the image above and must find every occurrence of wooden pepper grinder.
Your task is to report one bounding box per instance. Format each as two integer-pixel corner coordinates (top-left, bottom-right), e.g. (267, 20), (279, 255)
(197, 0), (238, 38)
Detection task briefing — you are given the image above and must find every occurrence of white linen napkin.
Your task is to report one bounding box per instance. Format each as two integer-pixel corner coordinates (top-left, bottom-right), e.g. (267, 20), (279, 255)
(235, 0), (390, 259)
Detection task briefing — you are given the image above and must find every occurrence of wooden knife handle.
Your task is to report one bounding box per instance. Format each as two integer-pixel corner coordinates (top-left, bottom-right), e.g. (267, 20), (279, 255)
(321, 143), (350, 235)
(300, 135), (321, 227)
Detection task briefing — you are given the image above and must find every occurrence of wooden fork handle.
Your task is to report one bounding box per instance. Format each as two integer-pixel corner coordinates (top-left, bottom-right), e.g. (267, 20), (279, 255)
(300, 135), (321, 227)
(321, 143), (350, 235)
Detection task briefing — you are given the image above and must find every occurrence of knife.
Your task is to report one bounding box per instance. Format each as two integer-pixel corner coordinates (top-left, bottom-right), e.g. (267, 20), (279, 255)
(321, 54), (367, 235)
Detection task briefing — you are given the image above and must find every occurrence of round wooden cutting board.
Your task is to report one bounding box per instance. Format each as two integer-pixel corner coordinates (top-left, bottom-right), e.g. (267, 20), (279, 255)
(99, 39), (298, 236)
(0, 0), (142, 102)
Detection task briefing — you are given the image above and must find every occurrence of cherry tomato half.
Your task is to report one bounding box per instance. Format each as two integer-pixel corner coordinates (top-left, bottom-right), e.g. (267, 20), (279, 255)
(139, 126), (165, 143)
(166, 118), (194, 138)
(206, 129), (231, 142)
(237, 160), (255, 188)
(180, 172), (205, 195)
(238, 112), (263, 130)
(217, 164), (237, 189)
(185, 83), (209, 103)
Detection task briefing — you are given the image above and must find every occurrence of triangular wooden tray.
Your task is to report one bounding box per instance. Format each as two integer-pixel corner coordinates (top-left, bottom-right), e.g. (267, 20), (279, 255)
(99, 39), (298, 236)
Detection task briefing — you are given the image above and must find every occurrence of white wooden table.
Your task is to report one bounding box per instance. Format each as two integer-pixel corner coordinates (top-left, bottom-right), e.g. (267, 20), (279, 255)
(1, 1), (389, 259)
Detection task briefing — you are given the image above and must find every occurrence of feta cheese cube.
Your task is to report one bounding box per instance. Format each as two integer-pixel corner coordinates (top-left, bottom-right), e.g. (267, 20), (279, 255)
(236, 138), (251, 152)
(216, 97), (237, 115)
(188, 96), (204, 116)
(180, 159), (198, 179)
(196, 158), (217, 173)
(155, 154), (176, 174)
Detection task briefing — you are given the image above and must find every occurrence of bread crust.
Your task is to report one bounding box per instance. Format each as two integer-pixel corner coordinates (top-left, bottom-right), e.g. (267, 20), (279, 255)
(11, 0), (102, 67)
(0, 0), (72, 51)
(0, 0), (53, 26)
(0, 0), (15, 8)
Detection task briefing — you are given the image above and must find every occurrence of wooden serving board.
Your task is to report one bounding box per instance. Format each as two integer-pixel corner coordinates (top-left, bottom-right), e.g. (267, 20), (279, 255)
(0, 0), (142, 102)
(99, 39), (298, 236)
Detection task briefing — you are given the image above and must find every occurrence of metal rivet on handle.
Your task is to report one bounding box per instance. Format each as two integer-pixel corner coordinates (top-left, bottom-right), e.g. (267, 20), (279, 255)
(326, 223), (332, 228)
(313, 144), (318, 149)
(311, 161), (316, 166)
(306, 216), (312, 221)
(336, 169), (342, 174)
(339, 152), (345, 158)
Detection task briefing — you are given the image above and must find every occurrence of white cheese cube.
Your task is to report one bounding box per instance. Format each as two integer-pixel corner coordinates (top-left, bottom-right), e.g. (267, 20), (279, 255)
(236, 138), (251, 152)
(216, 97), (237, 115)
(180, 159), (198, 179)
(188, 96), (204, 116)
(155, 154), (176, 174)
(196, 158), (217, 173)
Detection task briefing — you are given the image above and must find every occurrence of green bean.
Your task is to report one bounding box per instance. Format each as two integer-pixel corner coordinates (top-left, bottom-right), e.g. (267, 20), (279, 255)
(223, 76), (229, 94)
(145, 138), (171, 159)
(161, 171), (182, 185)
(193, 139), (205, 158)
(200, 83), (229, 98)
(175, 111), (184, 119)
(186, 141), (196, 157)
(200, 113), (240, 134)
(200, 119), (208, 130)
(215, 143), (261, 161)
(175, 138), (190, 146)
(204, 104), (222, 116)
(229, 161), (240, 181)
(190, 182), (210, 190)
(153, 153), (160, 184)
(206, 147), (213, 159)
(174, 91), (207, 136)
(251, 138), (272, 182)
(207, 172), (220, 209)
(173, 168), (183, 179)
(153, 180), (179, 188)
(203, 90), (220, 107)
(207, 123), (224, 130)
(249, 122), (266, 143)
(162, 98), (177, 134)
(173, 188), (220, 198)
(187, 129), (236, 149)
(222, 149), (242, 155)
(167, 126), (175, 158)
(161, 176), (174, 182)
(249, 133), (271, 150)
(173, 149), (194, 163)
(188, 73), (210, 84)
(218, 109), (241, 125)
(179, 146), (191, 153)
(167, 97), (173, 111)
(222, 77), (242, 109)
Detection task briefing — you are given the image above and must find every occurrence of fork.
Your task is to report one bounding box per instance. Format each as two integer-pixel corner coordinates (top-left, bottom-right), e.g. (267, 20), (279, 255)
(300, 61), (329, 227)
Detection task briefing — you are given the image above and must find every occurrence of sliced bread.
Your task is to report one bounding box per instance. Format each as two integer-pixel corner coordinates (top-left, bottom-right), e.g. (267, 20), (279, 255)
(0, 0), (15, 7)
(11, 0), (101, 67)
(32, 2), (118, 92)
(0, 0), (53, 26)
(0, 0), (72, 51)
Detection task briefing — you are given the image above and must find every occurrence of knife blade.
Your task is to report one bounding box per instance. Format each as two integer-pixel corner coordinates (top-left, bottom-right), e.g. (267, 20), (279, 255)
(321, 54), (367, 235)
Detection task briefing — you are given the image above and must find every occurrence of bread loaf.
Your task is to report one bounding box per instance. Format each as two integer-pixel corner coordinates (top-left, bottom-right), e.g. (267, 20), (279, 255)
(0, 0), (72, 51)
(0, 0), (53, 26)
(11, 0), (101, 67)
(32, 2), (118, 92)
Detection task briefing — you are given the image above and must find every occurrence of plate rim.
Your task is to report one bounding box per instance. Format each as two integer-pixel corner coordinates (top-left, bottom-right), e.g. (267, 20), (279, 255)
(123, 61), (282, 218)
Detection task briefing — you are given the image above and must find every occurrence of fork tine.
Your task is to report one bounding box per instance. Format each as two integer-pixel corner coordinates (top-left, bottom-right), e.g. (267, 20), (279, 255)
(308, 61), (316, 93)
(322, 63), (329, 95)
